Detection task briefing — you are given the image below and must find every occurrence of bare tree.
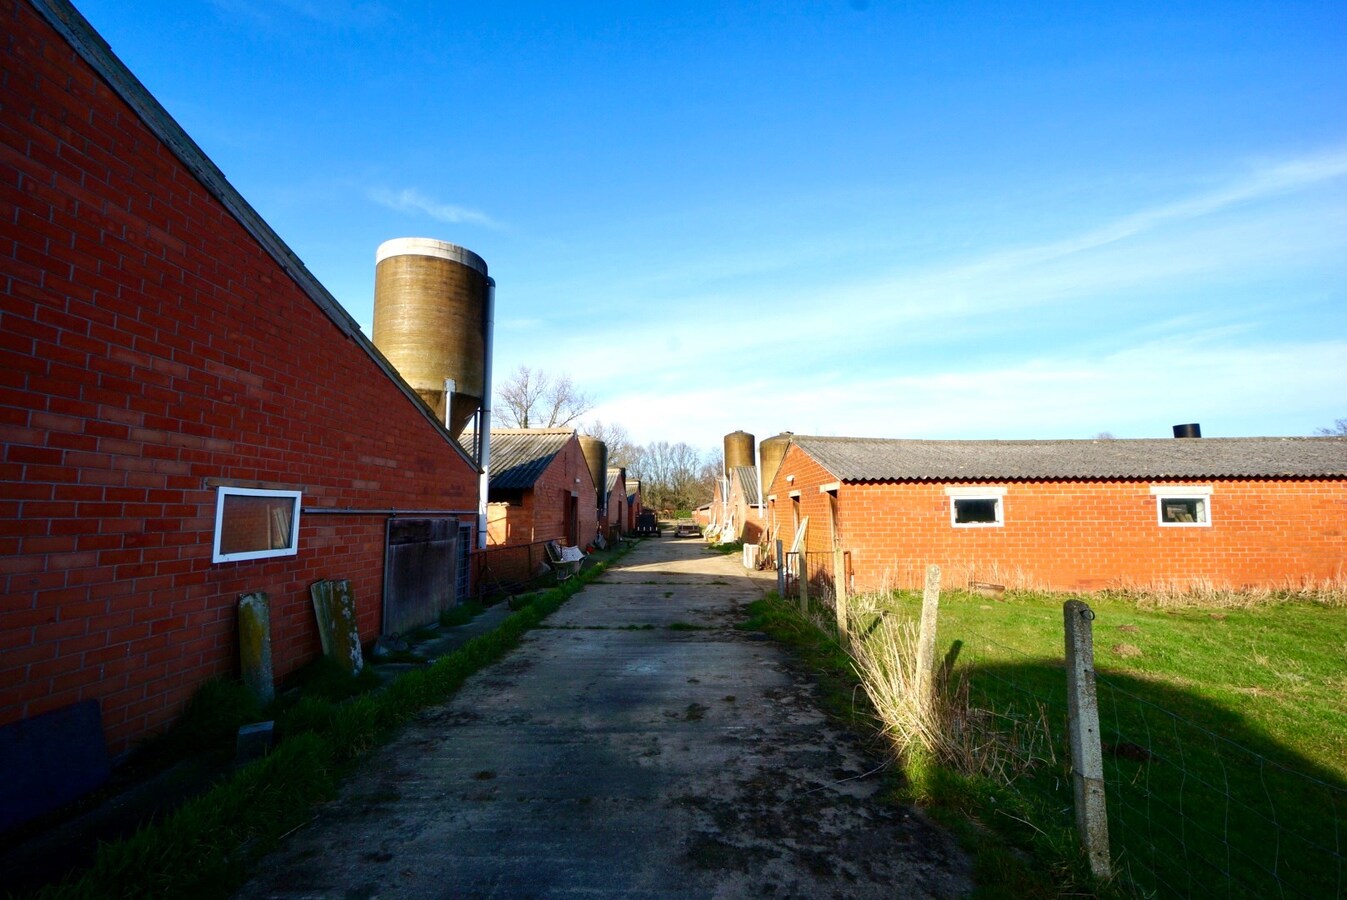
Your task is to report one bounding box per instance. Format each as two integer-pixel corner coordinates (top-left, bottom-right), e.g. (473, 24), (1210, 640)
(1314, 418), (1347, 436)
(627, 440), (706, 513)
(1093, 431), (1116, 440)
(495, 366), (594, 429)
(698, 449), (724, 501)
(582, 420), (638, 467)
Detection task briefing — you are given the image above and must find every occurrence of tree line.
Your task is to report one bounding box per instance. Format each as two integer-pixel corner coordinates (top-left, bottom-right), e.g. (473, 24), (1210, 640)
(495, 366), (721, 515)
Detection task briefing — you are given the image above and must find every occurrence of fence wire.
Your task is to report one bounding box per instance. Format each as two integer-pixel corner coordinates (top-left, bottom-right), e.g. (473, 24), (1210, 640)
(1094, 671), (1346, 899)
(790, 556), (1347, 899)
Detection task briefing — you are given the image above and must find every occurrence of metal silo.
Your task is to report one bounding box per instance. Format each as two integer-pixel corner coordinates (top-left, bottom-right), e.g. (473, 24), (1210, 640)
(577, 436), (608, 514)
(759, 432), (792, 495)
(723, 430), (755, 475)
(373, 237), (490, 441)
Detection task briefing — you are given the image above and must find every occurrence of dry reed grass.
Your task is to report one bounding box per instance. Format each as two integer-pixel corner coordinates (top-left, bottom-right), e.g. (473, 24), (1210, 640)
(843, 591), (1055, 786)
(1101, 573), (1347, 609)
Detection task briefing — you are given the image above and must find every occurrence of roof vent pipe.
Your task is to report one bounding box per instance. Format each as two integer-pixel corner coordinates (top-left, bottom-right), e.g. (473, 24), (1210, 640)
(1173, 423), (1202, 439)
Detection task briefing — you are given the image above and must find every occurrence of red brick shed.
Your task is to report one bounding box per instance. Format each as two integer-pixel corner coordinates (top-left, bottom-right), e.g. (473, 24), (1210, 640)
(604, 466), (629, 542)
(708, 466), (765, 544)
(480, 429), (599, 549)
(1, 0), (482, 758)
(765, 435), (1347, 593)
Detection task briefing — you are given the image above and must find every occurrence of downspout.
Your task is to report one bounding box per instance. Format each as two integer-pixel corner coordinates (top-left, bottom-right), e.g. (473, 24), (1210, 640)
(477, 278), (495, 550)
(755, 438), (764, 540)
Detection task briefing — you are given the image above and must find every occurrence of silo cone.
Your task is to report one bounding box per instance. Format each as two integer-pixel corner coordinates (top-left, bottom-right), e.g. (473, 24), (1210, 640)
(238, 592), (274, 705)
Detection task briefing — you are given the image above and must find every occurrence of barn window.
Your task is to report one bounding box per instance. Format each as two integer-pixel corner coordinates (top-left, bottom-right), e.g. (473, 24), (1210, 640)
(1151, 485), (1212, 527)
(212, 486), (302, 563)
(946, 486), (1006, 527)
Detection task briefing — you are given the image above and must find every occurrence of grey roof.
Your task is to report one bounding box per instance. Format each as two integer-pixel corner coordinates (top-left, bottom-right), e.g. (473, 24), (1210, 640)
(606, 468), (624, 494)
(731, 466), (761, 505)
(788, 435), (1347, 483)
(481, 429), (575, 490)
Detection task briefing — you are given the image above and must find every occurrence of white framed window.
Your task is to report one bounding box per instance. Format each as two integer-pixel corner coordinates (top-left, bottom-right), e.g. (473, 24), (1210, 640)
(946, 486), (1006, 527)
(212, 486), (302, 563)
(1151, 485), (1212, 527)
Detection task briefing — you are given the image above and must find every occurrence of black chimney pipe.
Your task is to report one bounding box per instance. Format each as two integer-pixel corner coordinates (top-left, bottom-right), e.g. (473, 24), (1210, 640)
(1173, 423), (1202, 438)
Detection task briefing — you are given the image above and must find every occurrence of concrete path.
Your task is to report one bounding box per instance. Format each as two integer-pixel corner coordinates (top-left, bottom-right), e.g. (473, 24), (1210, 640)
(238, 538), (972, 899)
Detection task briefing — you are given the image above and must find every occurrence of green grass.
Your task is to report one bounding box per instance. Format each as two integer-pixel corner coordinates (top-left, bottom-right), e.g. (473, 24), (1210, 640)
(737, 594), (1067, 896)
(29, 556), (619, 900)
(883, 589), (1347, 899)
(439, 600), (485, 628)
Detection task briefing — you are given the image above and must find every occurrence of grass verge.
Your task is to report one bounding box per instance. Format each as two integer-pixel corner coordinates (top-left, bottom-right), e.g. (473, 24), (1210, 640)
(27, 556), (616, 900)
(777, 585), (1347, 899)
(739, 592), (1109, 898)
(876, 588), (1347, 899)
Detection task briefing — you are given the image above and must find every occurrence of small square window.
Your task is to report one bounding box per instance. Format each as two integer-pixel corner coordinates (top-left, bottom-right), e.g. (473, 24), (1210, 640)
(212, 487), (302, 563)
(1157, 496), (1209, 526)
(1151, 485), (1213, 528)
(950, 496), (1004, 527)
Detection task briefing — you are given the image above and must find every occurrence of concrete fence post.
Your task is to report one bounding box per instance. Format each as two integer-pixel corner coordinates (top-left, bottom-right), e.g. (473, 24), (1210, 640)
(914, 565), (941, 710)
(834, 548), (848, 640)
(1063, 599), (1112, 879)
(776, 539), (785, 597)
(798, 553), (809, 613)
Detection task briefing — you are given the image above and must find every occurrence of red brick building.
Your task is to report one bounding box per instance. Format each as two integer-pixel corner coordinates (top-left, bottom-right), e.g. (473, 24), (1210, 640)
(1, 0), (482, 758)
(765, 435), (1347, 593)
(481, 429), (599, 550)
(603, 466), (629, 542)
(706, 465), (765, 543)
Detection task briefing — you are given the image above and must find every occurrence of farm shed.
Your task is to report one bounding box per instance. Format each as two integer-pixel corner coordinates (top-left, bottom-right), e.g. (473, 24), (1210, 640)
(709, 465), (765, 544)
(0, 0), (482, 775)
(764, 434), (1347, 593)
(477, 429), (599, 550)
(604, 466), (629, 542)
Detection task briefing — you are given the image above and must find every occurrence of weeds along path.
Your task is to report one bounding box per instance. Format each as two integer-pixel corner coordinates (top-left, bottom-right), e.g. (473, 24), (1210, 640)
(237, 538), (972, 899)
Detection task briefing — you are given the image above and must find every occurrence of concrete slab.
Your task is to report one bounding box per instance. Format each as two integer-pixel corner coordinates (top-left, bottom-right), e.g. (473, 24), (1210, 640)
(237, 538), (972, 898)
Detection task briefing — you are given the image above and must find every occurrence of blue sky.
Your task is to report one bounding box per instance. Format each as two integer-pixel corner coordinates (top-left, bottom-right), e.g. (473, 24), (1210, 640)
(75, 0), (1346, 451)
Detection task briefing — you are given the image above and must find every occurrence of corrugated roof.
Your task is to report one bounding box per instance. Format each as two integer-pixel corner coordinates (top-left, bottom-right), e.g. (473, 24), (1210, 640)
(605, 467), (624, 494)
(787, 435), (1347, 482)
(732, 466), (761, 505)
(479, 429), (575, 490)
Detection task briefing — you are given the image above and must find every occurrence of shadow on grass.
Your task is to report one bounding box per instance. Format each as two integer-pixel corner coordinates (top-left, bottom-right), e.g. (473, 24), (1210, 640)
(954, 657), (1347, 899)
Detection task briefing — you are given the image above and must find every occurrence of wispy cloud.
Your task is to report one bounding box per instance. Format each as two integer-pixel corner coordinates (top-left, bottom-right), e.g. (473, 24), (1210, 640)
(367, 188), (501, 229)
(499, 146), (1347, 448)
(585, 334), (1347, 447)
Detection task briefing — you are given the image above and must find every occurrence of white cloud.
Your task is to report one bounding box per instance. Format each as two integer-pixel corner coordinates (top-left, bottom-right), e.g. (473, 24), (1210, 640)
(495, 146), (1347, 449)
(590, 335), (1347, 448)
(367, 188), (501, 229)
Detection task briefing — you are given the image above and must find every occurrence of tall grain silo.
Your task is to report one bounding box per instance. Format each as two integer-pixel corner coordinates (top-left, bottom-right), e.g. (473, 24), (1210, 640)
(723, 430), (755, 475)
(373, 238), (490, 440)
(759, 432), (793, 495)
(577, 435), (608, 513)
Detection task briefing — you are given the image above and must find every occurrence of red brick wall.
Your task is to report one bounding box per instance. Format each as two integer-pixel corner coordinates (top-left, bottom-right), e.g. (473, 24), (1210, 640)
(764, 446), (837, 556)
(528, 438), (599, 548)
(484, 438), (597, 549)
(0, 0), (479, 755)
(768, 445), (1347, 593)
(604, 470), (627, 539)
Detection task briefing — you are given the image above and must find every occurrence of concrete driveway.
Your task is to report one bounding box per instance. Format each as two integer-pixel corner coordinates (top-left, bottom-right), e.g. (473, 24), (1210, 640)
(238, 537), (972, 899)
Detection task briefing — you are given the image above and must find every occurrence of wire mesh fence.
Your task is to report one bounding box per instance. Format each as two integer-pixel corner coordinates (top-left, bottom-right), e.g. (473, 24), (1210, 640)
(467, 540), (559, 600)
(772, 551), (1347, 897)
(1096, 672), (1346, 899)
